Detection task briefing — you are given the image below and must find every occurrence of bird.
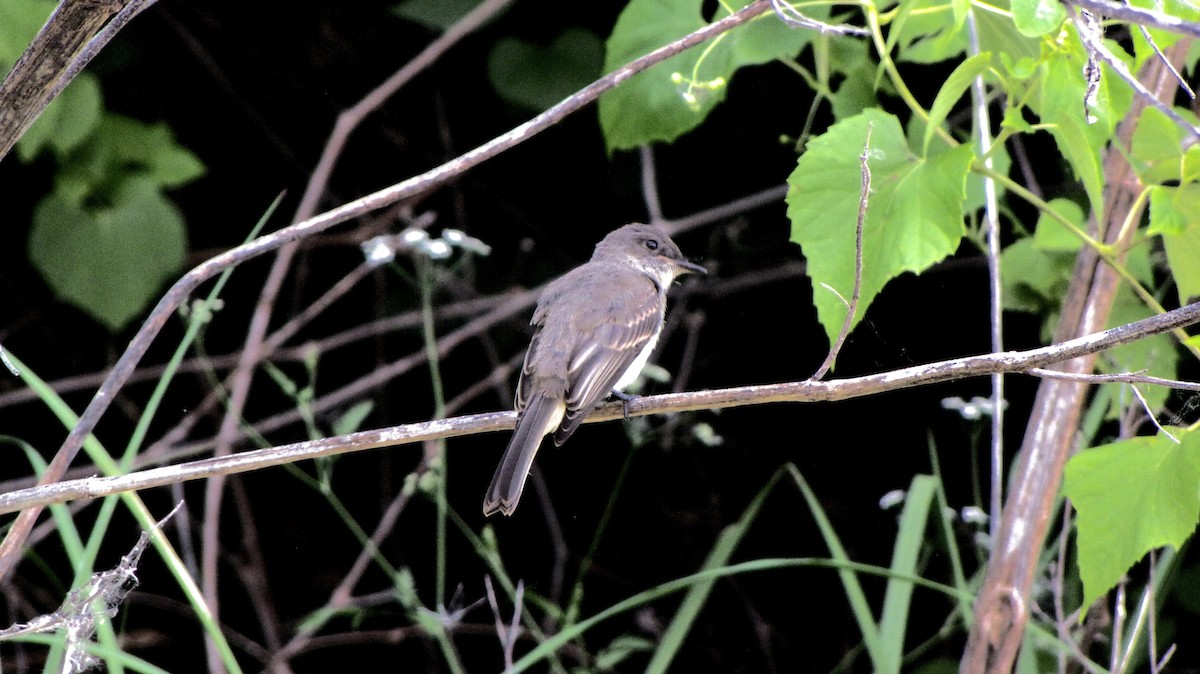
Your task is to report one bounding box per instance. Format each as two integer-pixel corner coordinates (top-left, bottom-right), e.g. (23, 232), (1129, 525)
(483, 223), (706, 516)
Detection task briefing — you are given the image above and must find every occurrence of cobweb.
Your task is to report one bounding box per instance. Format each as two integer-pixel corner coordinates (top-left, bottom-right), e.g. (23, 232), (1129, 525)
(0, 502), (182, 673)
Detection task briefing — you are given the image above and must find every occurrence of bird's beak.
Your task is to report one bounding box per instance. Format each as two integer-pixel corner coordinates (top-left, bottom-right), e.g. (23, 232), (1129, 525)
(675, 259), (708, 276)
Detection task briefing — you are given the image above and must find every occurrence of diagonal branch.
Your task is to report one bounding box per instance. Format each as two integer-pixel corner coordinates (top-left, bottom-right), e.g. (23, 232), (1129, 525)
(0, 0), (776, 582)
(0, 0), (127, 162)
(1063, 0), (1200, 38)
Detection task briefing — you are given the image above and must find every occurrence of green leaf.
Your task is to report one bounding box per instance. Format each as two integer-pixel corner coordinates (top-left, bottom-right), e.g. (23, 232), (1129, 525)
(827, 40), (879, 120)
(390, 0), (484, 31)
(1131, 107), (1184, 184)
(29, 177), (187, 331)
(0, 0), (56, 65)
(599, 0), (821, 150)
(1148, 183), (1200, 235)
(1032, 198), (1085, 251)
(831, 72), (877, 120)
(487, 28), (603, 111)
(1063, 430), (1200, 611)
(1011, 0), (1066, 36)
(1186, 145), (1200, 183)
(17, 73), (103, 161)
(787, 109), (972, 346)
(595, 635), (655, 670)
(878, 475), (938, 673)
(1031, 35), (1133, 219)
(1159, 220), (1200, 304)
(889, 0), (965, 64)
(999, 238), (1072, 316)
(99, 116), (206, 187)
(332, 401), (376, 436)
(976, 5), (1041, 63)
(923, 52), (993, 154)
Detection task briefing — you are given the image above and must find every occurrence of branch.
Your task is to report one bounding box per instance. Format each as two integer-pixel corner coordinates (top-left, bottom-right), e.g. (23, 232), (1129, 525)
(2, 299), (1197, 516)
(1063, 0), (1200, 39)
(0, 0), (776, 581)
(1070, 7), (1200, 142)
(0, 0), (126, 161)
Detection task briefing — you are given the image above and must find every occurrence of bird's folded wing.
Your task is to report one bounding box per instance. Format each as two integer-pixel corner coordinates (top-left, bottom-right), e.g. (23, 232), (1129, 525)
(553, 285), (661, 444)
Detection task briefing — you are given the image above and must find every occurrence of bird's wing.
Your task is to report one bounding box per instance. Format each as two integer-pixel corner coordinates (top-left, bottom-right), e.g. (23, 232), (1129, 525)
(552, 274), (662, 444)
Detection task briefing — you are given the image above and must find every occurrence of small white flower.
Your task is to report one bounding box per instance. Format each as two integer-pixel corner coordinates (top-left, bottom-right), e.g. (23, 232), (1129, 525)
(879, 489), (906, 510)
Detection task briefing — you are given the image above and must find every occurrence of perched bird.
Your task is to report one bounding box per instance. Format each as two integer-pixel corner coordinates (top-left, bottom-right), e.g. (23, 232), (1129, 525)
(483, 223), (706, 516)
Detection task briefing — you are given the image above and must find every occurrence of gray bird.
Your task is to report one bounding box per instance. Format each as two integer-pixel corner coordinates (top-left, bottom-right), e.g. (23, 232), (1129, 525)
(483, 223), (706, 516)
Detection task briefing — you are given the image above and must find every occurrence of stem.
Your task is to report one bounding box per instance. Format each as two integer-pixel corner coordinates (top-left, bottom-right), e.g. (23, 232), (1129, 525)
(417, 257), (449, 613)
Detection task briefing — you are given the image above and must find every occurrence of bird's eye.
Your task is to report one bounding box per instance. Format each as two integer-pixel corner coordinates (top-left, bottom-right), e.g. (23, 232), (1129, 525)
(644, 239), (659, 251)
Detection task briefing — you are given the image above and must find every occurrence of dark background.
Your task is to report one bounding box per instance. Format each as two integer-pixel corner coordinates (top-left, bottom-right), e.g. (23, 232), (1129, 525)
(1, 1), (1177, 672)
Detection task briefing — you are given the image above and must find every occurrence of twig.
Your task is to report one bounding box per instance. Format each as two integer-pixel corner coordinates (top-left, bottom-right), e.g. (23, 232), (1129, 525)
(1069, 7), (1200, 142)
(967, 6), (1007, 543)
(809, 122), (871, 380)
(769, 0), (870, 36)
(1064, 0), (1200, 38)
(2, 299), (1199, 515)
(640, 145), (665, 224)
(0, 0), (125, 161)
(1126, 0), (1195, 100)
(52, 0), (159, 105)
(0, 0), (776, 581)
(1026, 367), (1200, 391)
(664, 184), (789, 236)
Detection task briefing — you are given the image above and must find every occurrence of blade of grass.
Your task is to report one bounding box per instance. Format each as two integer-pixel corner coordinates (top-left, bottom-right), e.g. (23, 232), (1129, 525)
(4, 201), (278, 673)
(509, 557), (963, 673)
(877, 474), (936, 673)
(644, 467), (784, 674)
(7, 351), (241, 673)
(927, 435), (973, 622)
(785, 464), (884, 665)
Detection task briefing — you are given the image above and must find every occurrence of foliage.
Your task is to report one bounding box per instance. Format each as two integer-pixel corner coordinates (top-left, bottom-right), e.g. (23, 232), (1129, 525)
(3, 0), (1200, 671)
(0, 0), (203, 332)
(593, 0), (1199, 667)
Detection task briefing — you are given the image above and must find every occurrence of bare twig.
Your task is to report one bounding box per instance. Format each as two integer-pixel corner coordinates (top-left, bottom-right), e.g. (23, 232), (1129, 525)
(1, 299), (1198, 515)
(1064, 0), (1200, 39)
(1069, 7), (1200, 142)
(640, 145), (665, 224)
(0, 0), (776, 581)
(0, 0), (125, 161)
(967, 5), (1007, 543)
(1126, 0), (1195, 100)
(769, 0), (870, 36)
(1026, 367), (1200, 391)
(809, 122), (871, 380)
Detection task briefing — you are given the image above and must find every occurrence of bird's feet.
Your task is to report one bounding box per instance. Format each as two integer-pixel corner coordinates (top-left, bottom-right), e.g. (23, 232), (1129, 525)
(611, 389), (639, 420)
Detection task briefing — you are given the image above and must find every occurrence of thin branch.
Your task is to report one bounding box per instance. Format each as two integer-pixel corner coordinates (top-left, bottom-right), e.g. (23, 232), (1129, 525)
(52, 0), (159, 104)
(0, 0), (126, 161)
(769, 0), (870, 36)
(665, 184), (788, 236)
(967, 5), (1007, 543)
(1025, 367), (1200, 391)
(1064, 0), (1200, 39)
(1070, 7), (1200, 142)
(640, 145), (664, 224)
(810, 122), (872, 380)
(2, 299), (1198, 515)
(1126, 0), (1195, 100)
(0, 0), (776, 581)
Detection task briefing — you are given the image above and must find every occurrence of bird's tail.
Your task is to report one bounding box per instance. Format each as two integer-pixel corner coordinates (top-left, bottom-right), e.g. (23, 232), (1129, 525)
(483, 393), (564, 516)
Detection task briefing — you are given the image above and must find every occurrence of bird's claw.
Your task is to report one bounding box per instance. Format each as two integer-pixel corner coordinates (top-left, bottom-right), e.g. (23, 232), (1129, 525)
(611, 389), (638, 420)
